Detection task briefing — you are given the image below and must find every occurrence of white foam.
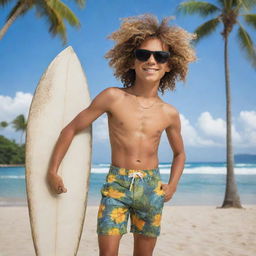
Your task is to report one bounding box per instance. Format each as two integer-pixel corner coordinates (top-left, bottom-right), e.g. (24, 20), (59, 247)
(1, 166), (256, 179)
(0, 175), (25, 179)
(159, 167), (256, 175)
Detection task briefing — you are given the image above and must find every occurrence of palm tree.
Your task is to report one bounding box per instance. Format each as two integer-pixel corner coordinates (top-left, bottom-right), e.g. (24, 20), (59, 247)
(176, 0), (256, 208)
(0, 121), (9, 128)
(0, 0), (86, 44)
(11, 114), (27, 145)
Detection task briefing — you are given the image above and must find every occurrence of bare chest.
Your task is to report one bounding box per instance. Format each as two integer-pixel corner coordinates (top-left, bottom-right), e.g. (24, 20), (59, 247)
(107, 95), (169, 137)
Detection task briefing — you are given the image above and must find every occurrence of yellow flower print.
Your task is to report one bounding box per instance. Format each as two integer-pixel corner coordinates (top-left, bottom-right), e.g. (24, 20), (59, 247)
(154, 181), (164, 196)
(102, 187), (125, 199)
(148, 170), (153, 176)
(152, 214), (161, 226)
(107, 174), (116, 183)
(132, 214), (145, 230)
(97, 204), (105, 218)
(108, 228), (120, 235)
(119, 168), (126, 175)
(110, 207), (127, 223)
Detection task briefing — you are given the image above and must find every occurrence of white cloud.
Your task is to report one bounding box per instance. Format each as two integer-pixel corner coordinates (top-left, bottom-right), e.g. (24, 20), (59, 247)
(0, 91), (32, 122)
(197, 111), (242, 144)
(180, 114), (217, 147)
(238, 111), (256, 146)
(197, 112), (226, 138)
(239, 111), (256, 129)
(93, 114), (109, 141)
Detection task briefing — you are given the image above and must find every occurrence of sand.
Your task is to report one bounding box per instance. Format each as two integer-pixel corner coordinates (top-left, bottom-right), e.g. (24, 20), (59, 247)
(0, 204), (255, 256)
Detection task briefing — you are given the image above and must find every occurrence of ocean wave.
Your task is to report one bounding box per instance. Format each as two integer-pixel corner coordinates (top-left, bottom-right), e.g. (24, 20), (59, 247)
(235, 163), (256, 168)
(91, 167), (256, 175)
(1, 167), (256, 179)
(0, 175), (25, 179)
(160, 167), (256, 175)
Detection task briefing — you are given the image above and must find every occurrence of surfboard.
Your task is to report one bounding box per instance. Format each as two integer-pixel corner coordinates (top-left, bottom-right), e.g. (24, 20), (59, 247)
(25, 46), (92, 256)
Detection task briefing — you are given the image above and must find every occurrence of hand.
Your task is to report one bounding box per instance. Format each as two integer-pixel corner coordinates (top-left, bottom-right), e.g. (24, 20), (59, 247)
(47, 172), (67, 194)
(161, 183), (177, 202)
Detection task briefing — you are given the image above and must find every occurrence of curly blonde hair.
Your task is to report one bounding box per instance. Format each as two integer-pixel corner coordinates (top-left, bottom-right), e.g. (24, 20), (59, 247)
(104, 14), (197, 95)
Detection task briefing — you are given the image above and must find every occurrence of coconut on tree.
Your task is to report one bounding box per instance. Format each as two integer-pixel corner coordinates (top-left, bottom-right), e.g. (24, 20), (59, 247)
(176, 0), (256, 208)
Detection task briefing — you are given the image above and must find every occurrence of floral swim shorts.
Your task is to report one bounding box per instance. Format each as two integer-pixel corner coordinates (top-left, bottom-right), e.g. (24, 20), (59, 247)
(97, 164), (165, 238)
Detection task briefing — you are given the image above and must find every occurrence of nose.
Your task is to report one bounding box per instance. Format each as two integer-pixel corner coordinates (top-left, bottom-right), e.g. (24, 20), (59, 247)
(147, 53), (157, 64)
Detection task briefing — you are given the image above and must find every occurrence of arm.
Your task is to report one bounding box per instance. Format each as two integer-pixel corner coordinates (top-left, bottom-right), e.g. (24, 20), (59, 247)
(162, 107), (186, 201)
(47, 87), (116, 194)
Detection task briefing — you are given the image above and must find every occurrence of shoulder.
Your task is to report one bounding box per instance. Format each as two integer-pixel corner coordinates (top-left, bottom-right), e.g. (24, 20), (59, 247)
(99, 86), (120, 96)
(161, 102), (181, 129)
(92, 86), (121, 105)
(98, 86), (124, 99)
(161, 102), (180, 118)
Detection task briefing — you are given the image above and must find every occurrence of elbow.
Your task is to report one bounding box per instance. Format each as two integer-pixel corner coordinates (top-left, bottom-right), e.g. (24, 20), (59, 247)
(61, 125), (75, 138)
(174, 150), (186, 161)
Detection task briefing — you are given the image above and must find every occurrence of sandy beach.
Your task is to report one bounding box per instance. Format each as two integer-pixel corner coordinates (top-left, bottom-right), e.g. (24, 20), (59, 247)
(0, 204), (255, 256)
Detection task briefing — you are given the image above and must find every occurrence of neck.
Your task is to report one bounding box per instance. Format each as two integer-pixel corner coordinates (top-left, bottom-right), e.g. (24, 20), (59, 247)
(130, 78), (160, 98)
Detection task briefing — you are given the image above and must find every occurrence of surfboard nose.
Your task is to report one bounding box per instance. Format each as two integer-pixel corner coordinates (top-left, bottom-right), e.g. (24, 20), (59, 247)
(64, 45), (74, 52)
(57, 46), (75, 58)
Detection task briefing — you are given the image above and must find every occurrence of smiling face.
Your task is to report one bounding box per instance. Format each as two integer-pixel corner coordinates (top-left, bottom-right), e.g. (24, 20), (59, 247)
(131, 37), (171, 85)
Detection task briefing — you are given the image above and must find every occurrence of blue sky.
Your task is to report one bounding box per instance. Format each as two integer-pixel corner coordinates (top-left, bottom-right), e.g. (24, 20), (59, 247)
(0, 0), (255, 163)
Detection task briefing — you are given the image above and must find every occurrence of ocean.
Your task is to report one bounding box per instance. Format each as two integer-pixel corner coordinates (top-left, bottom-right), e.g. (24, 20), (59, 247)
(0, 162), (255, 207)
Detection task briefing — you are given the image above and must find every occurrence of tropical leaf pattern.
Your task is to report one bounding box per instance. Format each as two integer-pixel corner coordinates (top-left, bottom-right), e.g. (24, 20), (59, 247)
(97, 165), (165, 237)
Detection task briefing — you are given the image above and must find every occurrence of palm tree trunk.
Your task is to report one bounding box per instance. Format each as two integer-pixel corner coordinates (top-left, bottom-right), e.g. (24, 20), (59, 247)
(220, 35), (242, 208)
(0, 3), (25, 40)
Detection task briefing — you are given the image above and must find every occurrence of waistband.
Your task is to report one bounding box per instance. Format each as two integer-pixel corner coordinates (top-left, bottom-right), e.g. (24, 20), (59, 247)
(109, 164), (160, 177)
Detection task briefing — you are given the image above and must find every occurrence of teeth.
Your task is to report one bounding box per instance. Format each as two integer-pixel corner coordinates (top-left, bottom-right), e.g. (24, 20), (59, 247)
(143, 68), (158, 71)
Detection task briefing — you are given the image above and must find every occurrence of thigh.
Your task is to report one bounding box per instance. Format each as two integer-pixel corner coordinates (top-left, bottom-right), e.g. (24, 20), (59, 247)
(130, 175), (165, 237)
(133, 233), (158, 256)
(98, 234), (122, 256)
(97, 176), (131, 236)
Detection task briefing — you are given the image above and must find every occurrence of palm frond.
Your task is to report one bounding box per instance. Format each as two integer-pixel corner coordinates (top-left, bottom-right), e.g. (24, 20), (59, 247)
(47, 0), (80, 27)
(35, 0), (67, 44)
(242, 13), (256, 29)
(0, 121), (8, 128)
(73, 0), (86, 9)
(176, 0), (221, 17)
(237, 21), (256, 68)
(193, 17), (221, 44)
(6, 1), (32, 21)
(234, 0), (256, 12)
(11, 114), (26, 131)
(0, 0), (13, 7)
(215, 0), (225, 8)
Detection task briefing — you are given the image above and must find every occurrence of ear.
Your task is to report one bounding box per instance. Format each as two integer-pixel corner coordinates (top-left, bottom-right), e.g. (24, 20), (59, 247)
(166, 65), (171, 72)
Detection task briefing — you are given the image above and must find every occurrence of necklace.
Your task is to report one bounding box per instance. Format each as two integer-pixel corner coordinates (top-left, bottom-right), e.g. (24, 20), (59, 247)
(135, 95), (158, 109)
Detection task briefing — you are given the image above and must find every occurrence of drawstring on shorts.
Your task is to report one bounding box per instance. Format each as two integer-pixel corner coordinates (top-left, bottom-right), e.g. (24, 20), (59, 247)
(128, 172), (144, 191)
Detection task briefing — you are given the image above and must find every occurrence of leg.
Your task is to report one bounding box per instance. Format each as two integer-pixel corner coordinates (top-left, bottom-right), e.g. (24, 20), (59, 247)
(133, 233), (157, 256)
(97, 179), (130, 256)
(98, 234), (122, 256)
(130, 169), (165, 256)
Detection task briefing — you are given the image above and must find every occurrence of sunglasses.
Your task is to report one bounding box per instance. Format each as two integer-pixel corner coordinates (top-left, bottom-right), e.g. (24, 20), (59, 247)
(134, 49), (170, 63)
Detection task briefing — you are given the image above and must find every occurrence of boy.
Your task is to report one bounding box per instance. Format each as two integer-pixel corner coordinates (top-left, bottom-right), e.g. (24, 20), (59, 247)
(47, 14), (197, 256)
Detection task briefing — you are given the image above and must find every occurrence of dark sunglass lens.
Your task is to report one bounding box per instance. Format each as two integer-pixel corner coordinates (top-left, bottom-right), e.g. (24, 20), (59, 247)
(135, 49), (151, 62)
(154, 51), (170, 63)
